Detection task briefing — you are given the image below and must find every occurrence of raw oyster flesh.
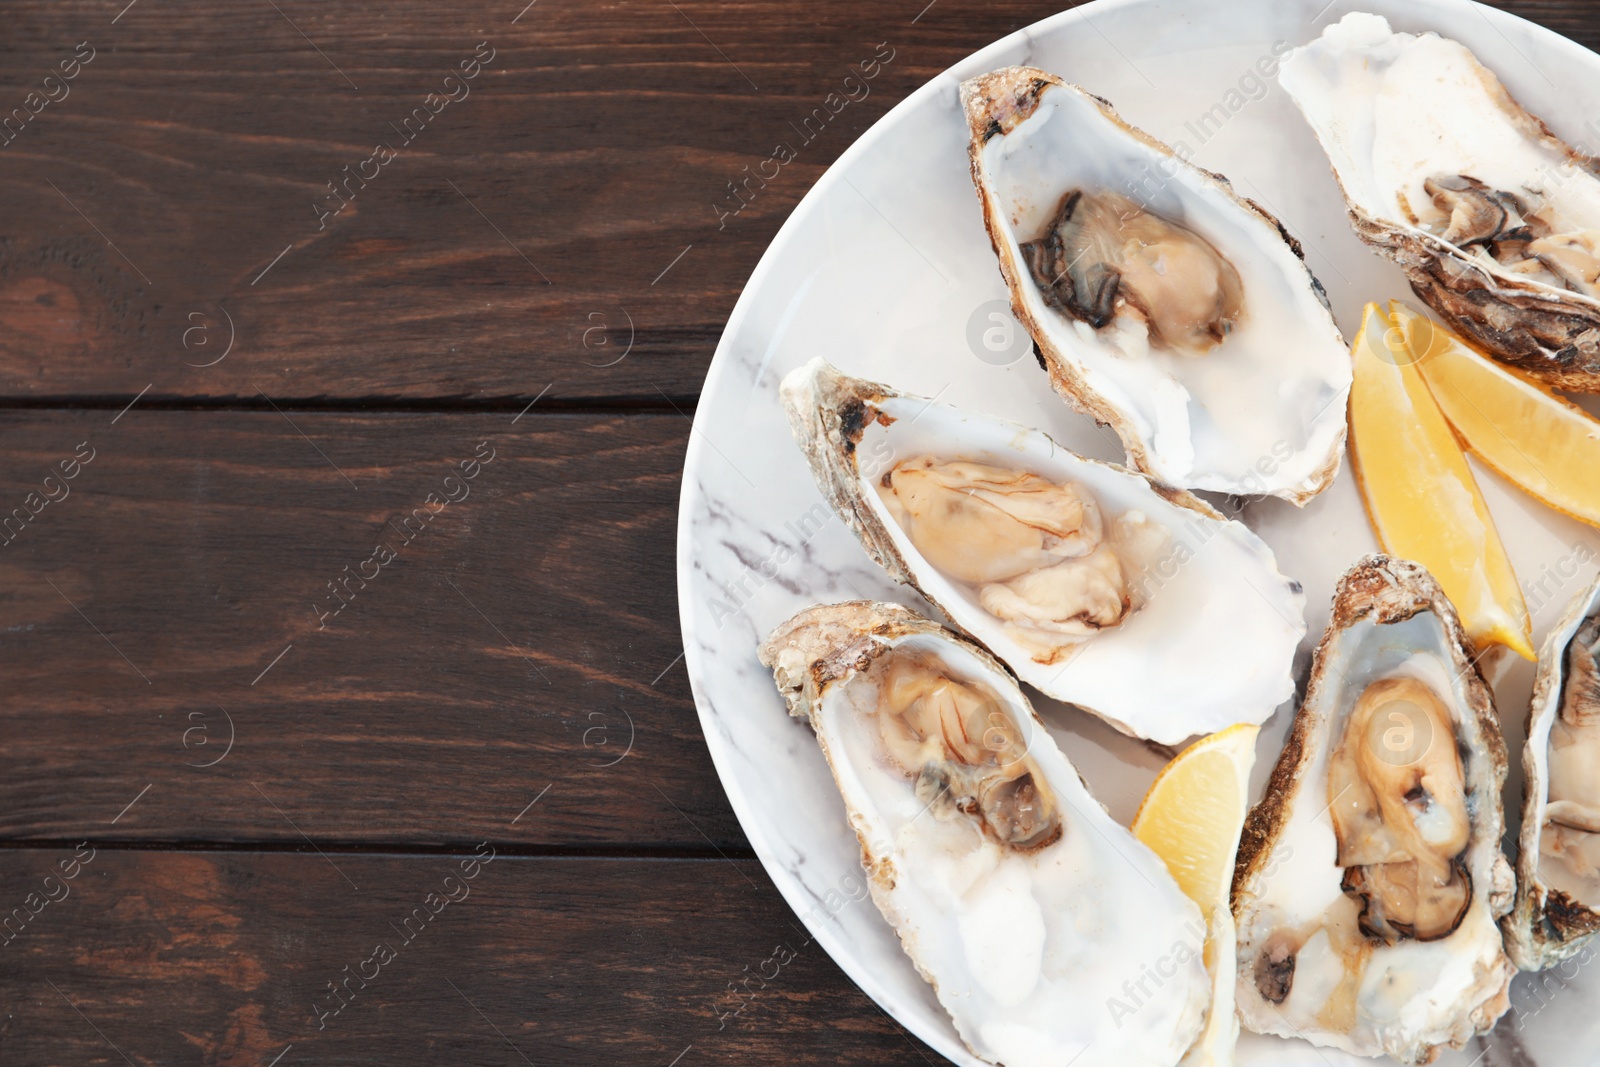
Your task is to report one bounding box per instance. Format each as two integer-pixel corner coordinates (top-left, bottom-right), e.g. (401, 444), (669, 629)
(1506, 572), (1600, 970)
(961, 65), (1350, 501)
(1232, 556), (1514, 1064)
(1282, 12), (1600, 390)
(758, 600), (1211, 1067)
(779, 358), (1305, 745)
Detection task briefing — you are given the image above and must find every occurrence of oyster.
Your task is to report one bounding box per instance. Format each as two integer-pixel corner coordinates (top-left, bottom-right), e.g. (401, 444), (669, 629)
(960, 66), (1350, 503)
(780, 358), (1305, 745)
(1506, 573), (1600, 970)
(1282, 13), (1600, 391)
(758, 600), (1210, 1067)
(1232, 557), (1515, 1064)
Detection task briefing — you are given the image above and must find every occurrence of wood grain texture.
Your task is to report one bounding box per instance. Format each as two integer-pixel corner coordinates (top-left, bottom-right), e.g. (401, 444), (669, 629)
(3, 0), (1586, 403)
(0, 0), (1083, 402)
(0, 410), (758, 849)
(5, 2), (1600, 1065)
(0, 848), (933, 1065)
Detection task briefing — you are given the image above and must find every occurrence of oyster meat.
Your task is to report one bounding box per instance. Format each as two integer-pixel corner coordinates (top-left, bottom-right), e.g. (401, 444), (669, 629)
(961, 66), (1351, 503)
(758, 600), (1210, 1067)
(1022, 189), (1244, 354)
(1232, 557), (1515, 1063)
(781, 359), (1305, 745)
(1506, 573), (1600, 970)
(1282, 12), (1600, 391)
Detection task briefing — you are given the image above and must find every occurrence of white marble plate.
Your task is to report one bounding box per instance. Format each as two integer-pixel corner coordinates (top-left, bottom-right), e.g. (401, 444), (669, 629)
(675, 1), (1600, 1063)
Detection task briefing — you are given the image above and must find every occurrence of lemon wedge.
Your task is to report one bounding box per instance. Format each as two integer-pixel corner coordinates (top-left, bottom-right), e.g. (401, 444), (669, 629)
(1348, 302), (1534, 660)
(1132, 723), (1258, 1067)
(1133, 723), (1258, 908)
(1391, 302), (1600, 531)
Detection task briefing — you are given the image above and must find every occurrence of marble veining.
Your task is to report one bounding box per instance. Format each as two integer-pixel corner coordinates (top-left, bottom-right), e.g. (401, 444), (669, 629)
(676, 1), (1600, 1063)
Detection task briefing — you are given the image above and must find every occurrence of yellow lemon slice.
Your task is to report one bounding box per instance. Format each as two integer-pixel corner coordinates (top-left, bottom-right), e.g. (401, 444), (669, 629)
(1133, 722), (1258, 919)
(1349, 302), (1534, 660)
(1393, 302), (1600, 530)
(1132, 723), (1258, 1067)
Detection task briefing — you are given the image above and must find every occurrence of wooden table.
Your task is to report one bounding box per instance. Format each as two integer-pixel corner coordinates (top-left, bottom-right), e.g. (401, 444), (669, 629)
(0, 2), (1594, 1063)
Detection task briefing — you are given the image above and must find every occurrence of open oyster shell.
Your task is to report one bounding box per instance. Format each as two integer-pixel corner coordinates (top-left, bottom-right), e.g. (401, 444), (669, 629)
(1282, 12), (1600, 391)
(1505, 572), (1600, 971)
(758, 600), (1210, 1067)
(780, 358), (1305, 745)
(960, 65), (1350, 503)
(1232, 556), (1515, 1064)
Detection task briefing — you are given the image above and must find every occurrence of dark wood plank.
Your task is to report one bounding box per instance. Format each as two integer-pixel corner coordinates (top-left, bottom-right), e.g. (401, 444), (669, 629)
(3, 0), (1590, 402)
(0, 848), (932, 1065)
(0, 0), (1080, 401)
(3, 0), (1591, 403)
(1494, 1), (1600, 44)
(0, 410), (754, 848)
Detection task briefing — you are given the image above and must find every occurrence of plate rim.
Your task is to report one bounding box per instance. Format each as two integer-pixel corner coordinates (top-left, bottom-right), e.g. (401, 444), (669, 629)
(673, 0), (1594, 1061)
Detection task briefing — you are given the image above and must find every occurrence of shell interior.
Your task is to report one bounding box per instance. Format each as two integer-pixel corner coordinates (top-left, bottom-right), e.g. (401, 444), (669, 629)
(1232, 558), (1514, 1064)
(964, 68), (1350, 500)
(1508, 572), (1600, 970)
(761, 601), (1210, 1067)
(1283, 12), (1600, 307)
(782, 359), (1306, 745)
(1281, 12), (1600, 389)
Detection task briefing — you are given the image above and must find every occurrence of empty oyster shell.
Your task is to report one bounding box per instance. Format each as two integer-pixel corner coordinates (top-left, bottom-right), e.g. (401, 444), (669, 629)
(1232, 556), (1515, 1064)
(1505, 572), (1600, 970)
(960, 66), (1350, 503)
(1282, 12), (1600, 391)
(780, 358), (1305, 745)
(758, 600), (1210, 1067)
